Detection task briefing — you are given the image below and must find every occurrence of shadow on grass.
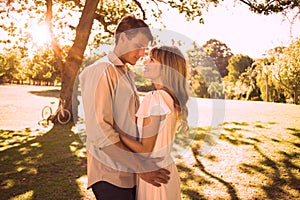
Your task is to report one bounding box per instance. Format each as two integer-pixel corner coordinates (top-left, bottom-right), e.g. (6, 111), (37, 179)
(0, 124), (87, 199)
(288, 127), (300, 138)
(240, 144), (300, 199)
(288, 127), (300, 148)
(177, 163), (208, 200)
(218, 123), (300, 199)
(28, 89), (60, 98)
(192, 151), (239, 200)
(176, 126), (239, 200)
(221, 122), (249, 126)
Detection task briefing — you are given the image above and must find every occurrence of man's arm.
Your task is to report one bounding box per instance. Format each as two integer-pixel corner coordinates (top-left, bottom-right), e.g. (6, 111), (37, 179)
(119, 115), (163, 156)
(101, 142), (170, 187)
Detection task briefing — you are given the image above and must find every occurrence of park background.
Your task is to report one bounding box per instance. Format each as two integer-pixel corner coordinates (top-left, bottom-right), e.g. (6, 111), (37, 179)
(0, 0), (300, 199)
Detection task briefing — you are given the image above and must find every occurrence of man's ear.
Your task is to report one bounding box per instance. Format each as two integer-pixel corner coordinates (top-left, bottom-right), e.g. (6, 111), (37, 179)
(119, 32), (127, 44)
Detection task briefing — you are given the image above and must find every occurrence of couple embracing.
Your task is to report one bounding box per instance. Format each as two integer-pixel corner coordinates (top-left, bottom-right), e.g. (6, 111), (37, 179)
(79, 14), (189, 200)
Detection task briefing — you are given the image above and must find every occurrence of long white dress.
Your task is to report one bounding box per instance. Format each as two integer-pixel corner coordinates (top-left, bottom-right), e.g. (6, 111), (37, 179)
(136, 90), (181, 200)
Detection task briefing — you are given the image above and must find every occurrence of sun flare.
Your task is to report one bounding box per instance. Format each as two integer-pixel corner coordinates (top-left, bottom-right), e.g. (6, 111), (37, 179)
(30, 25), (51, 47)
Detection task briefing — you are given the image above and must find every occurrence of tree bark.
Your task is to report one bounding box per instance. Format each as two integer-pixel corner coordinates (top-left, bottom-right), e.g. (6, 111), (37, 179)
(46, 0), (64, 72)
(54, 0), (100, 123)
(47, 0), (99, 123)
(265, 74), (269, 102)
(294, 91), (299, 104)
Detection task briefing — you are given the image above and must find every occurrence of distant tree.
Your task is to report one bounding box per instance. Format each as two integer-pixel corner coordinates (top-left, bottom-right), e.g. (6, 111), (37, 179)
(0, 54), (6, 83)
(0, 53), (19, 83)
(263, 46), (287, 103)
(224, 68), (255, 100)
(225, 54), (254, 83)
(26, 48), (58, 85)
(244, 45), (291, 103)
(187, 41), (223, 98)
(254, 64), (287, 103)
(223, 54), (254, 99)
(14, 65), (28, 84)
(202, 39), (233, 77)
(276, 38), (300, 104)
(245, 70), (262, 101)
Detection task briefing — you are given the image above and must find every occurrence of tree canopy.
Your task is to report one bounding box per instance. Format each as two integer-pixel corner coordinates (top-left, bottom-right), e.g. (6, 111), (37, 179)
(226, 54), (254, 83)
(202, 39), (233, 77)
(237, 0), (300, 15)
(276, 38), (300, 104)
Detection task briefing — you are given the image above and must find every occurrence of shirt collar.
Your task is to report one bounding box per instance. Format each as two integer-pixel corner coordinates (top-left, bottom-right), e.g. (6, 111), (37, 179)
(108, 51), (124, 66)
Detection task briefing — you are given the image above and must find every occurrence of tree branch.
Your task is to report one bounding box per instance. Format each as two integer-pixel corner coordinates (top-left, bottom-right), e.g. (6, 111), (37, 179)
(238, 0), (300, 14)
(46, 0), (64, 72)
(94, 13), (114, 35)
(133, 0), (146, 19)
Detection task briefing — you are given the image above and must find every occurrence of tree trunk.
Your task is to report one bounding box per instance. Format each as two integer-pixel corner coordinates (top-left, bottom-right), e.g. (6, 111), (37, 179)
(294, 91), (299, 104)
(55, 0), (100, 123)
(265, 74), (269, 102)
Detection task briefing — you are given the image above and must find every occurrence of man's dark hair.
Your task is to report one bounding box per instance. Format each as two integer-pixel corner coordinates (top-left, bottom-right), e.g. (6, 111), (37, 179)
(115, 14), (153, 44)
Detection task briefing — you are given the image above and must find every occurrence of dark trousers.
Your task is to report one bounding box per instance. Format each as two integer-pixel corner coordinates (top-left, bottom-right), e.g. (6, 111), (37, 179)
(92, 181), (136, 200)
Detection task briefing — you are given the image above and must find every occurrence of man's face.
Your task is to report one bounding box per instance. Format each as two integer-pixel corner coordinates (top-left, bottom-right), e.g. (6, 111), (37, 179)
(118, 32), (150, 65)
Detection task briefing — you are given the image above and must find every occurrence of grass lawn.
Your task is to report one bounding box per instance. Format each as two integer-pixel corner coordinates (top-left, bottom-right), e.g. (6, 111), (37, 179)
(0, 85), (299, 199)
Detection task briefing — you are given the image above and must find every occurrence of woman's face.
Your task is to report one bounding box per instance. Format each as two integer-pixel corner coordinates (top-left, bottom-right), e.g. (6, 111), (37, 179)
(143, 56), (162, 82)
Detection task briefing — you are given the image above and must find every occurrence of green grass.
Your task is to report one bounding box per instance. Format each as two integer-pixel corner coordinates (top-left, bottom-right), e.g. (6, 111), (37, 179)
(178, 122), (300, 200)
(2, 122), (297, 199)
(0, 124), (90, 200)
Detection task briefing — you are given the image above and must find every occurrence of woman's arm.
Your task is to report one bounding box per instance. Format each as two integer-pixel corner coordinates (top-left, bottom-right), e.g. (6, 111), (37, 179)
(120, 115), (163, 155)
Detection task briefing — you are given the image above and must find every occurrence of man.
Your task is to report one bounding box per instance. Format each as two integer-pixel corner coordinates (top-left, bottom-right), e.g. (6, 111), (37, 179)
(79, 15), (170, 200)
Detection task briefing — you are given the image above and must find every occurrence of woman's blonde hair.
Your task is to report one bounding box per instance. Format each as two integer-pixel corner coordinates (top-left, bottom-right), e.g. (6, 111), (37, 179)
(150, 45), (189, 132)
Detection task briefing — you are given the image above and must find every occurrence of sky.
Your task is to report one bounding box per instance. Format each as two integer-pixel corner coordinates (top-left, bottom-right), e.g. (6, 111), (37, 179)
(153, 0), (300, 59)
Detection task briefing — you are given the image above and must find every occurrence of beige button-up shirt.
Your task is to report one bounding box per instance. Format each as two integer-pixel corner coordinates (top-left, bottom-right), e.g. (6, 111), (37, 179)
(79, 51), (139, 188)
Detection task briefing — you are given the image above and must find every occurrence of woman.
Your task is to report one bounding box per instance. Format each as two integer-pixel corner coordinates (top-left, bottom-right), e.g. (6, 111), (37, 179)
(120, 45), (189, 200)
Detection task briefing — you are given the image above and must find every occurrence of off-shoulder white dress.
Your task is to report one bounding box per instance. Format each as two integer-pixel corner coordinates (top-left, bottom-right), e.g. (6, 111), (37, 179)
(136, 90), (181, 200)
